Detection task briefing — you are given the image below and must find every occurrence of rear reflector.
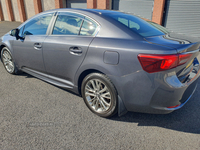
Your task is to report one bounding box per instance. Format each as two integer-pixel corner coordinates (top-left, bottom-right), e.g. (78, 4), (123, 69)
(138, 53), (192, 73)
(167, 104), (180, 108)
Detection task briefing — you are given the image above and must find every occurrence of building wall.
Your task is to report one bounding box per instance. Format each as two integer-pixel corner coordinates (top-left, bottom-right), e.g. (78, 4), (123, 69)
(24, 0), (35, 19)
(41, 0), (55, 12)
(0, 0), (165, 24)
(11, 0), (20, 21)
(1, 0), (9, 21)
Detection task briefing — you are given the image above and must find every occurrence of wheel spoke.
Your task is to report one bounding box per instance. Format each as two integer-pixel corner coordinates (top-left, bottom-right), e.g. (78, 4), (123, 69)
(5, 52), (10, 60)
(95, 99), (99, 110)
(2, 54), (8, 60)
(86, 85), (95, 93)
(9, 64), (14, 70)
(88, 97), (96, 103)
(85, 92), (96, 97)
(95, 80), (100, 90)
(91, 98), (97, 106)
(101, 92), (111, 99)
(90, 80), (96, 90)
(4, 60), (9, 65)
(99, 86), (107, 94)
(100, 97), (110, 106)
(99, 100), (107, 110)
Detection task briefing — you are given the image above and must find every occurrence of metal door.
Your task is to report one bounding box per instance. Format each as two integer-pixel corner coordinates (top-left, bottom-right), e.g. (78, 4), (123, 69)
(164, 0), (200, 37)
(112, 0), (154, 20)
(67, 0), (87, 8)
(13, 35), (47, 72)
(42, 12), (98, 83)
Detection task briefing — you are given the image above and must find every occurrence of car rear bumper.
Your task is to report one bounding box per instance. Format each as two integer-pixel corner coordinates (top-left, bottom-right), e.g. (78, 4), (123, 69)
(108, 60), (200, 114)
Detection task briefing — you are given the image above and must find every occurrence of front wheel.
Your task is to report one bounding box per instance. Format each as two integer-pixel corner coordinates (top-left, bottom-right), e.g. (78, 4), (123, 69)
(1, 47), (20, 74)
(81, 73), (118, 118)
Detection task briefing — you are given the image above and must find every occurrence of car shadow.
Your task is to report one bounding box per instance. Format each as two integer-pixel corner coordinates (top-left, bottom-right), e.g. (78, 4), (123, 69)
(20, 72), (81, 96)
(111, 80), (200, 134)
(20, 72), (200, 134)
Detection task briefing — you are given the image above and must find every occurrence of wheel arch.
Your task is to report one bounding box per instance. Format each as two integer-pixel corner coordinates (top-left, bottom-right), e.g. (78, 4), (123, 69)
(0, 41), (13, 56)
(0, 44), (7, 57)
(77, 69), (105, 96)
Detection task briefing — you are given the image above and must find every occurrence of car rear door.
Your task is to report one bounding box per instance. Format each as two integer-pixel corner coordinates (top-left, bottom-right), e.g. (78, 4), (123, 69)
(13, 13), (54, 72)
(42, 12), (99, 83)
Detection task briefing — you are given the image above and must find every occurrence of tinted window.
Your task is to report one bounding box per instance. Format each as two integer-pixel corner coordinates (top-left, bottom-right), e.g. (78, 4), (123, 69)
(106, 13), (165, 37)
(146, 21), (170, 34)
(23, 13), (53, 36)
(80, 17), (98, 36)
(52, 13), (83, 35)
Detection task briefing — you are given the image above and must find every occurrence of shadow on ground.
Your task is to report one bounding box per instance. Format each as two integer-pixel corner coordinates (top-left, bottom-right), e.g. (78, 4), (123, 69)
(19, 71), (200, 134)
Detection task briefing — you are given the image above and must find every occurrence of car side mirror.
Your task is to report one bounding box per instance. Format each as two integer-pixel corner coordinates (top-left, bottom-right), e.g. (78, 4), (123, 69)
(10, 28), (19, 37)
(9, 28), (24, 40)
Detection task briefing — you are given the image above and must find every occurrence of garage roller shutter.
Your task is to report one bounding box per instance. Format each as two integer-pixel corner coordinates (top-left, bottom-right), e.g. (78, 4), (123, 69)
(67, 0), (87, 9)
(112, 0), (154, 20)
(164, 0), (200, 38)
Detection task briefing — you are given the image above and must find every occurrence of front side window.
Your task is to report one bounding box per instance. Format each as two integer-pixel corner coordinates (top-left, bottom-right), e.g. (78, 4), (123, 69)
(52, 13), (83, 35)
(23, 13), (53, 36)
(80, 17), (98, 36)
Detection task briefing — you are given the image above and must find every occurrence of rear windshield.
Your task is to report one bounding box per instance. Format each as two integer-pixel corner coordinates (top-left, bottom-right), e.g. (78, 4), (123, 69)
(146, 21), (170, 34)
(106, 13), (165, 37)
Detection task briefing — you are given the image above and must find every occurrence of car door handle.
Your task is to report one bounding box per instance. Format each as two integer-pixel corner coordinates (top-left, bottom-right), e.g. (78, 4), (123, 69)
(69, 47), (82, 55)
(34, 43), (42, 49)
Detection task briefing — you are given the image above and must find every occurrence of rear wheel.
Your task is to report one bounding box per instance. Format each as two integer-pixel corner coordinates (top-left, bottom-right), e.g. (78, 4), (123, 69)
(81, 73), (117, 118)
(1, 47), (20, 74)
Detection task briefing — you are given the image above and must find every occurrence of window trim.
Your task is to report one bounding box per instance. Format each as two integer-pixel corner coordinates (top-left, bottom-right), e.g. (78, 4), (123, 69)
(49, 11), (101, 37)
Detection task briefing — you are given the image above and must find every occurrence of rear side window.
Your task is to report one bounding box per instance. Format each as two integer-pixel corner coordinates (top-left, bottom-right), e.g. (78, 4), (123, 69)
(23, 13), (53, 36)
(52, 13), (83, 35)
(80, 17), (98, 36)
(106, 13), (165, 37)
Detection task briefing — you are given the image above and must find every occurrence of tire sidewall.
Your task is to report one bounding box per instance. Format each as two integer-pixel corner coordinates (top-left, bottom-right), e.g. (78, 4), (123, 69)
(81, 73), (117, 118)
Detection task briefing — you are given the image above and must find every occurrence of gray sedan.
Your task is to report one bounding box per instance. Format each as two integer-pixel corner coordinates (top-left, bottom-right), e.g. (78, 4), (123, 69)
(0, 8), (200, 118)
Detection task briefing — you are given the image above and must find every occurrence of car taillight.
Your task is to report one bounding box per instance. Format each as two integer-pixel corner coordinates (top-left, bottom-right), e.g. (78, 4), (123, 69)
(138, 53), (192, 73)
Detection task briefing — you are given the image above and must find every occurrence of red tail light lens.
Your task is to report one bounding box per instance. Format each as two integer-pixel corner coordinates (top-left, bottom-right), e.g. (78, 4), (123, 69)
(138, 53), (192, 73)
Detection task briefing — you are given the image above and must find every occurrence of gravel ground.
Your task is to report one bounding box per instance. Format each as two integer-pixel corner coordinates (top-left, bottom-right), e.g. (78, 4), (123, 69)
(0, 21), (200, 150)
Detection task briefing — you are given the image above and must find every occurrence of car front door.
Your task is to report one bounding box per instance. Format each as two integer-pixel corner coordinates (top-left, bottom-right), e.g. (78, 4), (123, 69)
(13, 13), (54, 72)
(42, 12), (99, 83)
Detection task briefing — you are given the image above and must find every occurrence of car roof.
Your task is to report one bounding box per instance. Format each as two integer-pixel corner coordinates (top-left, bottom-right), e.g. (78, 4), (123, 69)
(44, 8), (122, 16)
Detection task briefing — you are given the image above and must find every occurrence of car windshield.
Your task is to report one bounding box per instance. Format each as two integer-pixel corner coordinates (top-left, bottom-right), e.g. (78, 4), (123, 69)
(106, 13), (166, 37)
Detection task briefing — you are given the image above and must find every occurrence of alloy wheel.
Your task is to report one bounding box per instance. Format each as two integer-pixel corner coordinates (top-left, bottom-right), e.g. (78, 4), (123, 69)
(2, 49), (15, 73)
(84, 79), (112, 113)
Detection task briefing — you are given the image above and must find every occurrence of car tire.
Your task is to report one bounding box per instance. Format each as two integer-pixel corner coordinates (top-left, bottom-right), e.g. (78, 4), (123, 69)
(81, 73), (118, 118)
(1, 47), (21, 75)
